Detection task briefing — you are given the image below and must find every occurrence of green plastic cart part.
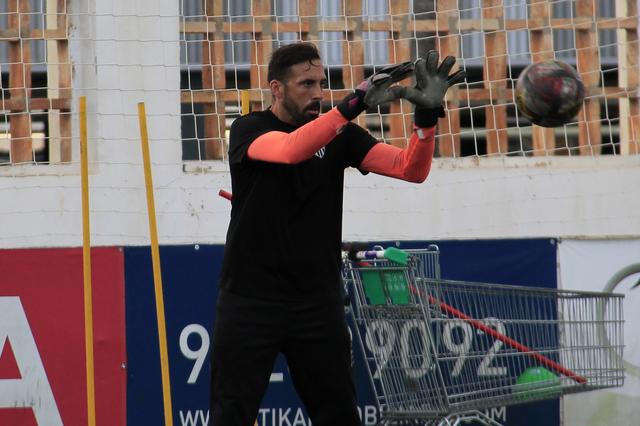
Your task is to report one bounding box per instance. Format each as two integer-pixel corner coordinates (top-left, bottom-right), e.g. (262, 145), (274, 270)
(361, 269), (410, 305)
(382, 270), (411, 304)
(361, 269), (386, 305)
(384, 247), (409, 266)
(515, 367), (562, 400)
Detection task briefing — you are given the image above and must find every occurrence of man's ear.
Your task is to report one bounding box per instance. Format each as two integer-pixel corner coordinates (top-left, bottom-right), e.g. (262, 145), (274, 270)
(270, 79), (284, 100)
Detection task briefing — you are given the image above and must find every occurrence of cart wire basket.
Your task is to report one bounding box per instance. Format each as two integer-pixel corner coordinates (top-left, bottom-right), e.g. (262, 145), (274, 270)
(342, 245), (625, 426)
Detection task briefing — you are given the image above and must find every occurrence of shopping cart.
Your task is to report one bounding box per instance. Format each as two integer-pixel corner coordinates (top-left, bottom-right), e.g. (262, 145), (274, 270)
(342, 245), (625, 426)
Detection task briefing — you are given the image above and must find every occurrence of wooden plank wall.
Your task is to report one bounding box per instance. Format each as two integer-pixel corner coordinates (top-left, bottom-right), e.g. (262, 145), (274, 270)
(201, 0), (226, 160)
(2, 0), (71, 164)
(528, 0), (556, 155)
(180, 0), (639, 160)
(8, 0), (33, 163)
(576, 0), (602, 155)
(483, 0), (508, 155)
(4, 1), (637, 163)
(387, 0), (412, 148)
(435, 0), (462, 157)
(617, 0), (640, 155)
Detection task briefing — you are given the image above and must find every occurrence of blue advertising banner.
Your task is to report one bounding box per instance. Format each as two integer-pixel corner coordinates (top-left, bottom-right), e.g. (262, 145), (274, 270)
(124, 239), (558, 426)
(125, 245), (222, 426)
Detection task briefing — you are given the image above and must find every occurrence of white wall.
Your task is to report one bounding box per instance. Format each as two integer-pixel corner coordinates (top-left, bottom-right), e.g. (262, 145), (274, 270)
(0, 0), (182, 248)
(343, 155), (640, 242)
(0, 0), (639, 249)
(558, 239), (640, 426)
(3, 154), (639, 248)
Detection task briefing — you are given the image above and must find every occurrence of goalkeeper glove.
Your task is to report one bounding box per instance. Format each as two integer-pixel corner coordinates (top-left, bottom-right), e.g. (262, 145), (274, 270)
(402, 50), (467, 128)
(337, 60), (415, 121)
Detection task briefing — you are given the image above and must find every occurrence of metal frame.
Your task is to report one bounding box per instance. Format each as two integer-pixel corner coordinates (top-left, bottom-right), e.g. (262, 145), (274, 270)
(343, 245), (625, 426)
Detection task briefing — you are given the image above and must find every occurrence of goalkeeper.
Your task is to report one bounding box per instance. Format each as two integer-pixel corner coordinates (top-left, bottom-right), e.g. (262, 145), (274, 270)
(211, 42), (465, 426)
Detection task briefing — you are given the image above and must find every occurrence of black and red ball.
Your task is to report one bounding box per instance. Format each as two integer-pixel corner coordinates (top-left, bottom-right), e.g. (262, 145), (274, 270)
(515, 60), (585, 128)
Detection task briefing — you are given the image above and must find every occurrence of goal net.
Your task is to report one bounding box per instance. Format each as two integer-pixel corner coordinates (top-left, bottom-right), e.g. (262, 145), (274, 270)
(0, 0), (639, 246)
(1, 0), (638, 166)
(177, 0), (639, 161)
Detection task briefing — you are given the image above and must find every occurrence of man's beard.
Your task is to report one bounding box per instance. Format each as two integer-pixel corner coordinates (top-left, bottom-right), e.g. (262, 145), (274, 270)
(282, 92), (321, 126)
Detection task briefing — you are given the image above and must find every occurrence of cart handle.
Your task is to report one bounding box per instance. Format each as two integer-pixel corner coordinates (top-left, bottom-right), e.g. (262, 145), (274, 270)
(409, 285), (588, 385)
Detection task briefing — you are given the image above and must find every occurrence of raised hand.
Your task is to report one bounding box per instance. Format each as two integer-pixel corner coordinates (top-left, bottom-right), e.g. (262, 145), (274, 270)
(337, 61), (415, 121)
(403, 50), (466, 109)
(402, 51), (466, 127)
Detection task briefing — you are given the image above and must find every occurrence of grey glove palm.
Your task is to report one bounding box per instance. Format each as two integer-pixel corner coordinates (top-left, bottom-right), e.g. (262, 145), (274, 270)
(403, 51), (466, 109)
(402, 50), (466, 127)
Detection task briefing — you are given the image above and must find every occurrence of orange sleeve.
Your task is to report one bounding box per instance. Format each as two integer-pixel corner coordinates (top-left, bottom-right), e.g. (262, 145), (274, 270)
(247, 107), (348, 164)
(359, 126), (435, 183)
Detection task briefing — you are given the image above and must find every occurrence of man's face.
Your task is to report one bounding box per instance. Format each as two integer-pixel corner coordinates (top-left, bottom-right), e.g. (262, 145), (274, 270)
(279, 60), (327, 126)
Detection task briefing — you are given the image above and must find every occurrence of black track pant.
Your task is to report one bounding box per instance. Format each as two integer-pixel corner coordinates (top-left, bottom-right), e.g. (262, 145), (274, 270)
(210, 289), (361, 426)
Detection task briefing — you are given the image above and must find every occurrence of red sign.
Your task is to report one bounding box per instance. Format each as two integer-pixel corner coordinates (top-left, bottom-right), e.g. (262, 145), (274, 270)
(0, 247), (126, 426)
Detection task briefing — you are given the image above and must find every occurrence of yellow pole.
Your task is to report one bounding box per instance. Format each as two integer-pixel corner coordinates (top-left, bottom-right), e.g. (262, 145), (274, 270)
(137, 102), (174, 426)
(79, 96), (97, 426)
(241, 90), (250, 115)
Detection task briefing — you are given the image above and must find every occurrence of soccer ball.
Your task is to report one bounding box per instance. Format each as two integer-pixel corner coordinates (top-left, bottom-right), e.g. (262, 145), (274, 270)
(515, 60), (585, 127)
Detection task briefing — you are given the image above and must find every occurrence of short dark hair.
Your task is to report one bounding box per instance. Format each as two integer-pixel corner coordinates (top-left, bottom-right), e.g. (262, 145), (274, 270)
(267, 42), (321, 83)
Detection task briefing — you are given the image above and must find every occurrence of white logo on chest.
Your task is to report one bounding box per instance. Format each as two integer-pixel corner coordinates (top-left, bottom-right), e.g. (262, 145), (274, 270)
(314, 147), (325, 159)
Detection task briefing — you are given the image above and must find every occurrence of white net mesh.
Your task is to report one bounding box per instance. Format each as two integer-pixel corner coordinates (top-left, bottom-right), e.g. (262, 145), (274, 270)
(1, 0), (638, 166)
(0, 0), (638, 247)
(175, 0), (639, 160)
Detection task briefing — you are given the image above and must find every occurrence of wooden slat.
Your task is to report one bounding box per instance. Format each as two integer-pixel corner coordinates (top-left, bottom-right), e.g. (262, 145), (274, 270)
(180, 86), (637, 105)
(249, 0), (272, 113)
(528, 0), (556, 156)
(297, 0), (321, 120)
(387, 0), (412, 148)
(57, 0), (72, 162)
(180, 17), (639, 36)
(342, 0), (365, 129)
(436, 0), (462, 157)
(576, 0), (601, 155)
(0, 28), (67, 40)
(8, 0), (33, 164)
(483, 0), (508, 155)
(298, 0), (320, 113)
(617, 0), (640, 155)
(0, 97), (71, 111)
(298, 0), (318, 41)
(342, 1), (364, 90)
(201, 0), (226, 160)
(46, 0), (62, 163)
